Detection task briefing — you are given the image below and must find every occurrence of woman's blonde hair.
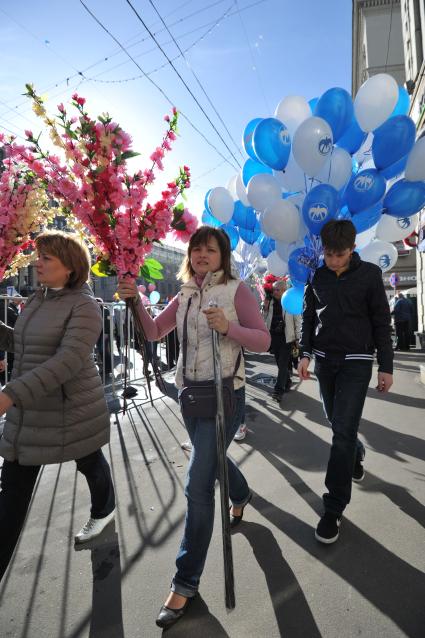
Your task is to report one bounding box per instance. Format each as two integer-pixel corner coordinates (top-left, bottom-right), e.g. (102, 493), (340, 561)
(177, 226), (235, 283)
(35, 231), (91, 289)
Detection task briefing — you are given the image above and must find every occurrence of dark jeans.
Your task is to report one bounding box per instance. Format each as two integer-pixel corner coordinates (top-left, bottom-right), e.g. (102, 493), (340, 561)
(0, 448), (115, 582)
(172, 387), (250, 597)
(271, 335), (292, 393)
(314, 358), (372, 516)
(395, 320), (411, 350)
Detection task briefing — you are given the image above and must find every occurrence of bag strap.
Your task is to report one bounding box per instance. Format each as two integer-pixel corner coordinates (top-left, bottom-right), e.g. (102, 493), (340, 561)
(182, 295), (193, 382)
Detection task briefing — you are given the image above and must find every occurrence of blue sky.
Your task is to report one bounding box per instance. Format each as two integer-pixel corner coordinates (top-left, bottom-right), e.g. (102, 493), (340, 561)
(0, 0), (352, 236)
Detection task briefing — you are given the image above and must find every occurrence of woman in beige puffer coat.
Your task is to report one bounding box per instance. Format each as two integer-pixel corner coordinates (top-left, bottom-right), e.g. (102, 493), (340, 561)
(0, 232), (115, 583)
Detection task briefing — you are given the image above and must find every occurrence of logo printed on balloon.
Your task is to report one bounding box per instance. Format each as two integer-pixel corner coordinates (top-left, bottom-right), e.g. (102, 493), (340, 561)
(279, 129), (291, 145)
(379, 254), (391, 269)
(308, 203), (328, 223)
(353, 174), (374, 191)
(396, 217), (410, 229)
(318, 136), (332, 155)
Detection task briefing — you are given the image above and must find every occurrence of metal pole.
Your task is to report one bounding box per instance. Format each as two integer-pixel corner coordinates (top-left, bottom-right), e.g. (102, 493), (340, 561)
(210, 301), (235, 610)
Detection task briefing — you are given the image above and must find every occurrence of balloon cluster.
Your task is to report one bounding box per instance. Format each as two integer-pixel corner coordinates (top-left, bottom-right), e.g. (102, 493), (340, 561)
(203, 73), (425, 314)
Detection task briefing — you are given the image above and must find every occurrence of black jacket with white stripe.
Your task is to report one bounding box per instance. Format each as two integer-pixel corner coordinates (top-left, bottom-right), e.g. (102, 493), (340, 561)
(299, 252), (393, 374)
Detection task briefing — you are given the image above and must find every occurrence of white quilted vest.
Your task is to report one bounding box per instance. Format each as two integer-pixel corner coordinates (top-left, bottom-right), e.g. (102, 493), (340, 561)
(175, 270), (245, 390)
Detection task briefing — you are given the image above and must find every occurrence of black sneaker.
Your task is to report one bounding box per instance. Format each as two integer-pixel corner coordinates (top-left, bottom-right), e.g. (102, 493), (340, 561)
(271, 391), (283, 402)
(353, 448), (365, 482)
(352, 459), (365, 482)
(315, 512), (341, 544)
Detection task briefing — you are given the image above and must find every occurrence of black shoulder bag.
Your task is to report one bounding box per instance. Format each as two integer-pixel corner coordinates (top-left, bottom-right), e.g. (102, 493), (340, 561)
(179, 296), (242, 421)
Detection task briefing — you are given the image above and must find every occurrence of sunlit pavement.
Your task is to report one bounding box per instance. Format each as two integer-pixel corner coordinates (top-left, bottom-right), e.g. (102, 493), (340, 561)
(0, 350), (424, 638)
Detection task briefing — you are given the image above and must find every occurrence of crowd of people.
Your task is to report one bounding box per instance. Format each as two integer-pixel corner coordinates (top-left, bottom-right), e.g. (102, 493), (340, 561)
(0, 219), (396, 630)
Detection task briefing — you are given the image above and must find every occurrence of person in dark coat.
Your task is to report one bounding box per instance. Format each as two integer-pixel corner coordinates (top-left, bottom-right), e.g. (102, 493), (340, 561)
(393, 292), (413, 351)
(298, 220), (393, 545)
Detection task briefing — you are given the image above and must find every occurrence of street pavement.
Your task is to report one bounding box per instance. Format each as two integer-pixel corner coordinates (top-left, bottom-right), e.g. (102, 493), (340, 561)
(0, 349), (424, 638)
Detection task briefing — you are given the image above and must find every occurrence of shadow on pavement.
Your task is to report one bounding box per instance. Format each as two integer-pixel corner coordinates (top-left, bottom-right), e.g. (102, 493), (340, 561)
(250, 457), (425, 638)
(235, 521), (321, 638)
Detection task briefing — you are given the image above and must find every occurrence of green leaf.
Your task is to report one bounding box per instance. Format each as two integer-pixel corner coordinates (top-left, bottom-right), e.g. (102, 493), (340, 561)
(121, 150), (141, 161)
(144, 257), (163, 271)
(91, 260), (115, 277)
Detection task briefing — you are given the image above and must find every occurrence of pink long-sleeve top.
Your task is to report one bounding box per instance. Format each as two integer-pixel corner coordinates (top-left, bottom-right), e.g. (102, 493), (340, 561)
(135, 278), (270, 352)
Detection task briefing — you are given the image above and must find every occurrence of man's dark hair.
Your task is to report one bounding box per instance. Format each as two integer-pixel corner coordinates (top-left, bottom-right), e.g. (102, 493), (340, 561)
(320, 220), (356, 252)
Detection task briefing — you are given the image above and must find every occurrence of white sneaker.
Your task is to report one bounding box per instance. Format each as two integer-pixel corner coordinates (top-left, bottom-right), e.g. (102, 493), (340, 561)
(234, 424), (247, 441)
(181, 440), (192, 452)
(74, 509), (115, 544)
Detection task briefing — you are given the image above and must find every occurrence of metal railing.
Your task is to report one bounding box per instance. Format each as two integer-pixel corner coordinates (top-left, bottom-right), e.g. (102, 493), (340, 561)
(0, 296), (179, 397)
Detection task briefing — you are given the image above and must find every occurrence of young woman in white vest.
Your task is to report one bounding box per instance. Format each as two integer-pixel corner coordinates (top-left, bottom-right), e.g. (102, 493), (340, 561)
(117, 226), (270, 630)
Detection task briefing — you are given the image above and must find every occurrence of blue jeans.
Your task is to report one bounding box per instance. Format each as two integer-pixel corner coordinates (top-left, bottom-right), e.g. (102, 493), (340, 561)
(172, 387), (250, 597)
(314, 358), (372, 516)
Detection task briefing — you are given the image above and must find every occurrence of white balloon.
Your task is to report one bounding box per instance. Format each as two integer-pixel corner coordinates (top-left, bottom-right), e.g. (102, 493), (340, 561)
(267, 251), (288, 277)
(246, 173), (281, 211)
(355, 224), (378, 249)
(236, 172), (250, 206)
(273, 154), (306, 192)
(405, 136), (425, 182)
(359, 239), (398, 272)
(292, 117), (333, 177)
(226, 174), (239, 200)
(354, 132), (374, 168)
(376, 213), (418, 242)
(315, 147), (352, 190)
(274, 95), (311, 137)
(260, 199), (300, 243)
(207, 186), (234, 223)
(354, 73), (399, 132)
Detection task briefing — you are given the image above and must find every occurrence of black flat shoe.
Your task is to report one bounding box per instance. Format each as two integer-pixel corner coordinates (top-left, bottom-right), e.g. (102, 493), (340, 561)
(155, 597), (191, 629)
(230, 492), (253, 529)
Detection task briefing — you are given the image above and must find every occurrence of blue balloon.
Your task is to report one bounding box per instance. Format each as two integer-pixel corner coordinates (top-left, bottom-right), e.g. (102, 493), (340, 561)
(201, 209), (221, 227)
(149, 290), (160, 304)
(204, 188), (212, 213)
(372, 115), (416, 170)
(231, 201), (257, 229)
(242, 118), (262, 161)
(336, 205), (352, 220)
(336, 116), (367, 154)
(345, 169), (387, 214)
(242, 158), (272, 186)
(390, 86), (410, 117)
(379, 154), (409, 179)
(351, 202), (383, 233)
(308, 97), (319, 113)
(252, 118), (291, 170)
(258, 233), (275, 257)
(302, 184), (340, 235)
(314, 87), (353, 142)
(281, 286), (304, 315)
(220, 223), (240, 250)
(239, 222), (261, 245)
(288, 247), (315, 286)
(383, 178), (425, 217)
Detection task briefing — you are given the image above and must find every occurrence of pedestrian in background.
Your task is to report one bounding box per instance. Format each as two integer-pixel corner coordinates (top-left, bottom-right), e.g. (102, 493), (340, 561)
(117, 226), (270, 630)
(0, 231), (115, 583)
(263, 279), (301, 402)
(393, 292), (413, 351)
(0, 295), (22, 385)
(298, 220), (393, 544)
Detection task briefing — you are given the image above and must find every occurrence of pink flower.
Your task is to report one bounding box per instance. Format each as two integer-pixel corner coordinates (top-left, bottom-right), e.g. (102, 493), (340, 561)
(24, 130), (33, 140)
(57, 103), (65, 113)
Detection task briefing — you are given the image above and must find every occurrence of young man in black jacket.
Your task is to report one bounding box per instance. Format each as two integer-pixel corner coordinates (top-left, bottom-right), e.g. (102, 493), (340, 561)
(298, 220), (393, 544)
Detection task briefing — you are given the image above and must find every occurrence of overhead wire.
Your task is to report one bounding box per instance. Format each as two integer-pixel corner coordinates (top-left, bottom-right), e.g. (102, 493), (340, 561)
(78, 0), (240, 171)
(121, 0), (242, 168)
(139, 0), (244, 160)
(384, 0), (395, 70)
